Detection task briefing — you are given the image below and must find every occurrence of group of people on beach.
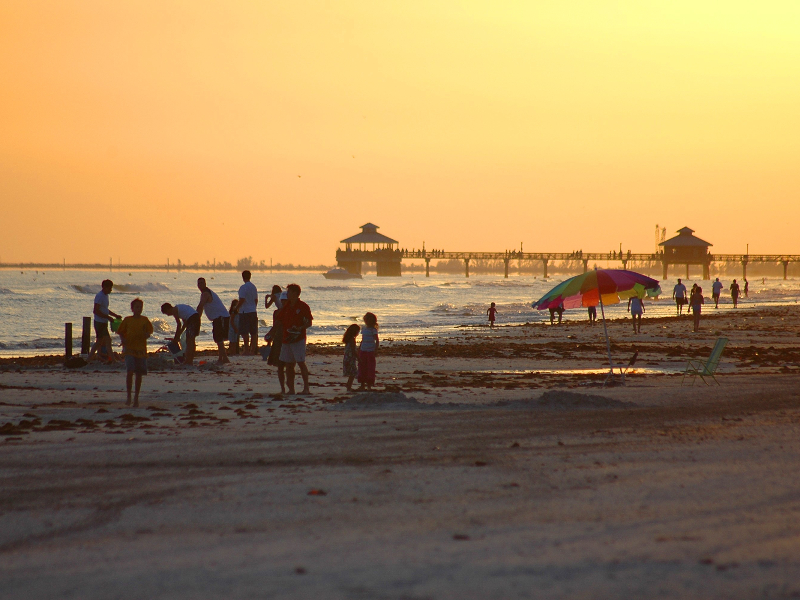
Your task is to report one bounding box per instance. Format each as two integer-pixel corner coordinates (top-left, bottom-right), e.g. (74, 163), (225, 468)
(672, 277), (747, 332)
(89, 272), (380, 407)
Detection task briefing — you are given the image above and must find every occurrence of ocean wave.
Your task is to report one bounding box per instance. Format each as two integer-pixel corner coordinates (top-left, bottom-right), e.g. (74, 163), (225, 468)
(309, 286), (351, 291)
(430, 303), (460, 314)
(71, 283), (171, 294)
(471, 280), (536, 288)
(0, 288), (13, 294)
(0, 337), (66, 350)
(150, 318), (172, 334)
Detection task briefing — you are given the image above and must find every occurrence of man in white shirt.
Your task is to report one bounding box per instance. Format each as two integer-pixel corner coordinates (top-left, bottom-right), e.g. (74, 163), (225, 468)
(89, 279), (122, 363)
(196, 277), (230, 364)
(711, 278), (724, 308)
(673, 278), (688, 315)
(236, 270), (259, 355)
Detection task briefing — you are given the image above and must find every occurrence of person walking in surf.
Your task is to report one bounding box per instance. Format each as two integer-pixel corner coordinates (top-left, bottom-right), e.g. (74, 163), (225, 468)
(487, 302), (497, 327)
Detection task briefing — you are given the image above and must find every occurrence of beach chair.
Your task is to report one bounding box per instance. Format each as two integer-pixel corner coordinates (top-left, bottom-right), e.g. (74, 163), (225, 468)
(604, 350), (638, 386)
(682, 337), (728, 386)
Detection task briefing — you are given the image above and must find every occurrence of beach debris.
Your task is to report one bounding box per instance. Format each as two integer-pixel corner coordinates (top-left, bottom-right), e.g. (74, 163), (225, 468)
(474, 461), (487, 467)
(536, 391), (635, 410)
(452, 534), (470, 541)
(307, 489), (327, 496)
(295, 567), (306, 575)
(341, 392), (420, 408)
(63, 356), (87, 369)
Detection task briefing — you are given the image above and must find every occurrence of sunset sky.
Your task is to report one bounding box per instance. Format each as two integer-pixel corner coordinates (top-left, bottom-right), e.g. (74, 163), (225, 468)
(2, 2), (800, 265)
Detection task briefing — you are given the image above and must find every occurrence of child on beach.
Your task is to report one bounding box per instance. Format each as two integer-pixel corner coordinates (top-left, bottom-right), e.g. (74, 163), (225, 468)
(228, 299), (240, 355)
(691, 286), (705, 332)
(587, 305), (597, 325)
(117, 298), (153, 408)
(358, 312), (379, 390)
(487, 302), (497, 327)
(342, 324), (360, 391)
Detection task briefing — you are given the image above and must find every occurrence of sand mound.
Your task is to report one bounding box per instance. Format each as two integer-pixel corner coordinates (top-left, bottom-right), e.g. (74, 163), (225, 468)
(342, 392), (421, 408)
(534, 390), (635, 410)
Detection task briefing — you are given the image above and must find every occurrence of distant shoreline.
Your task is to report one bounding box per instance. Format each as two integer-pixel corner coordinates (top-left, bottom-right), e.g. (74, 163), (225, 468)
(0, 264), (335, 272)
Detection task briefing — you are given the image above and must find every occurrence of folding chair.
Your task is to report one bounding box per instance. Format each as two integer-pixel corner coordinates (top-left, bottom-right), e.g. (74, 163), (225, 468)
(604, 350), (638, 386)
(682, 337), (728, 386)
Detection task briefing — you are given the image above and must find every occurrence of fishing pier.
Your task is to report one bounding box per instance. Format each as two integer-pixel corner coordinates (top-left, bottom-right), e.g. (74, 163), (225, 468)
(336, 224), (800, 280)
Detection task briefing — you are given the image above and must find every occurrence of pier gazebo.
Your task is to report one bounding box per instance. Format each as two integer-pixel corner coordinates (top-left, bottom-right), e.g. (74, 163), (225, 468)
(659, 227), (712, 279)
(337, 223), (402, 276)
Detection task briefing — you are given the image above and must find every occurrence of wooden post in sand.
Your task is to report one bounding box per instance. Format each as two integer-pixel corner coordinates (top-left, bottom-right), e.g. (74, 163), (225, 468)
(65, 323), (73, 358)
(81, 317), (91, 355)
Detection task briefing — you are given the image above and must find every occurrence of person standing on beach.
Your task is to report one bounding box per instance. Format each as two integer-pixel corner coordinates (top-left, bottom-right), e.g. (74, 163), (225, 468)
(587, 305), (597, 325)
(279, 284), (313, 394)
(744, 279), (749, 298)
(161, 303), (201, 365)
(117, 298), (153, 407)
(265, 286), (286, 394)
(691, 286), (705, 332)
(89, 279), (122, 363)
(196, 277), (230, 364)
(342, 324), (360, 391)
(712, 278), (723, 308)
(236, 270), (258, 355)
(730, 279), (741, 308)
(549, 303), (564, 325)
(228, 299), (240, 355)
(673, 279), (687, 315)
(487, 302), (497, 327)
(628, 294), (645, 333)
(358, 312), (379, 390)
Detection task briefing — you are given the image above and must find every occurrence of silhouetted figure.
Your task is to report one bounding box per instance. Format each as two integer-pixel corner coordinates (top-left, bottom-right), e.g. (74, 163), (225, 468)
(730, 279), (741, 308)
(744, 279), (749, 298)
(196, 277), (230, 364)
(691, 286), (705, 332)
(549, 304), (564, 325)
(673, 278), (687, 315)
(711, 278), (723, 308)
(587, 305), (597, 325)
(487, 302), (497, 327)
(628, 295), (644, 333)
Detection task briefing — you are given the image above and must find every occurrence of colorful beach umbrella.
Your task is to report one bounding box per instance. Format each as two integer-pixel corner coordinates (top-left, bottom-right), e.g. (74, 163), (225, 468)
(532, 269), (662, 311)
(532, 269), (662, 385)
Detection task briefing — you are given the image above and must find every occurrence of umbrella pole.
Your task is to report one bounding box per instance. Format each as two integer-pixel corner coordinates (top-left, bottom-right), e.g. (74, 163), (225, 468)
(597, 272), (615, 385)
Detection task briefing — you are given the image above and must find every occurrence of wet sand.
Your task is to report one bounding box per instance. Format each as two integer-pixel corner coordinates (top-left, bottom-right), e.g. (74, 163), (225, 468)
(2, 306), (800, 598)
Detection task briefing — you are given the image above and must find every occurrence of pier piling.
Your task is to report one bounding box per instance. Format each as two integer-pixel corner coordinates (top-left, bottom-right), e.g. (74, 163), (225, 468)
(542, 259), (548, 279)
(783, 260), (789, 280)
(81, 317), (91, 355)
(464, 258), (470, 278)
(425, 258), (430, 277)
(65, 323), (73, 358)
(504, 258), (510, 278)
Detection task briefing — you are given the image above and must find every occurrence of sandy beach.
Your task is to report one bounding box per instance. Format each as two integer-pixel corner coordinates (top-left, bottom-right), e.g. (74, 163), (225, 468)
(2, 306), (800, 598)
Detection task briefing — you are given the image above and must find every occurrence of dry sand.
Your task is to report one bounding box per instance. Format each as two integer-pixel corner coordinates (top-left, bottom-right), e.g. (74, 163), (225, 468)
(2, 306), (800, 599)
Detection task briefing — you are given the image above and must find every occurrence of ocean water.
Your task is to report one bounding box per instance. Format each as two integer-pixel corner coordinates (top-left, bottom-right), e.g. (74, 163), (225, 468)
(0, 268), (797, 357)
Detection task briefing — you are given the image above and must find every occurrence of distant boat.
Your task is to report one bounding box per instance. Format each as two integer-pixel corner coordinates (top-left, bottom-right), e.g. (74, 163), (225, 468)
(323, 268), (362, 280)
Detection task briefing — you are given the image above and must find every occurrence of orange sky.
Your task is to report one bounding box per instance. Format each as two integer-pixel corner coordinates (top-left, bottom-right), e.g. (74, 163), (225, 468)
(2, 2), (800, 265)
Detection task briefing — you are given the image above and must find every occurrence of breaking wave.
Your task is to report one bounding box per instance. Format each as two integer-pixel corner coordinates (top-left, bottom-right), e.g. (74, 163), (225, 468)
(150, 318), (172, 334)
(0, 338), (65, 350)
(70, 283), (171, 294)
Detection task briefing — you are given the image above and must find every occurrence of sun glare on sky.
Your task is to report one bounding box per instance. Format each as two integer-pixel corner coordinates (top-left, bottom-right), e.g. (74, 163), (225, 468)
(2, 1), (799, 264)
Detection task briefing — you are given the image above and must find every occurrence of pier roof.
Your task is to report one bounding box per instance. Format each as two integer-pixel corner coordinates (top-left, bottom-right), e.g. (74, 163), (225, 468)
(659, 226), (712, 248)
(341, 223), (398, 245)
